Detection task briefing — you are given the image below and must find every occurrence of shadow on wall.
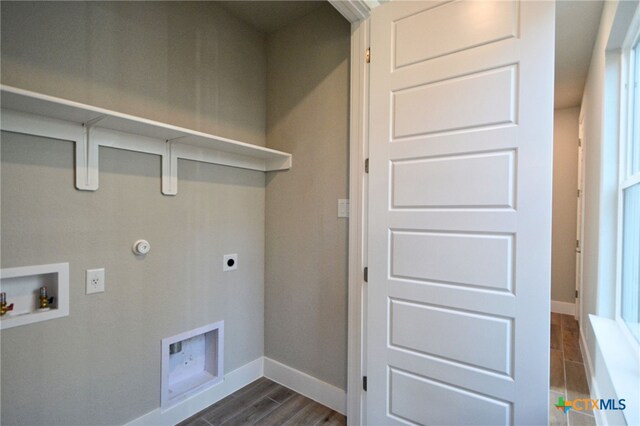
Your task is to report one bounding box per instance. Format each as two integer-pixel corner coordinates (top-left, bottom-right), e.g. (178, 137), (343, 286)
(0, 1), (267, 146)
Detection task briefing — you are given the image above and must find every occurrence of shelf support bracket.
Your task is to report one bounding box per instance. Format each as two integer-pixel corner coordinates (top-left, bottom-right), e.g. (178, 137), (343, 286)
(2, 86), (292, 197)
(162, 138), (180, 195)
(76, 115), (106, 191)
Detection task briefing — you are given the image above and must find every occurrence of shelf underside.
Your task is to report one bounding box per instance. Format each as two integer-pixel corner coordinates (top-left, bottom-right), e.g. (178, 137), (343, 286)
(0, 85), (292, 195)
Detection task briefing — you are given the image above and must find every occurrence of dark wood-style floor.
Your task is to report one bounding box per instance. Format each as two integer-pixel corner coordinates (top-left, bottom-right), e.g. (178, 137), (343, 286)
(549, 313), (595, 426)
(178, 378), (346, 426)
(182, 315), (589, 426)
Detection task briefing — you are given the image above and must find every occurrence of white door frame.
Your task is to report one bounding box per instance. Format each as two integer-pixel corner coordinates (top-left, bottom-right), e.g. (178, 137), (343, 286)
(345, 18), (369, 426)
(326, 1), (377, 424)
(577, 113), (585, 322)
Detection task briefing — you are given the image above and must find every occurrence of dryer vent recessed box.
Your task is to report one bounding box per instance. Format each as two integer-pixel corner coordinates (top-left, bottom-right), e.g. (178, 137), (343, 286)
(161, 321), (224, 409)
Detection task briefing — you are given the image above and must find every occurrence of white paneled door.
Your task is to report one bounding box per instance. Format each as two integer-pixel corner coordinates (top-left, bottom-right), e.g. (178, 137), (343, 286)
(366, 1), (554, 425)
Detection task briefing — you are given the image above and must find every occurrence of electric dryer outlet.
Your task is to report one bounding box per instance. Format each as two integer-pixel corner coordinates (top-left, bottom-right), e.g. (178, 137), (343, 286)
(223, 254), (238, 271)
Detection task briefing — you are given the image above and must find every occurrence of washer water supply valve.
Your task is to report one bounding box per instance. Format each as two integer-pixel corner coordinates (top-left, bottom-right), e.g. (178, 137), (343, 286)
(38, 286), (55, 311)
(132, 239), (151, 256)
(0, 292), (14, 316)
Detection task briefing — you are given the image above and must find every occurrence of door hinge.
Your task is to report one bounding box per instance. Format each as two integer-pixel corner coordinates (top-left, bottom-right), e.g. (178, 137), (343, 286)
(365, 158), (369, 173)
(577, 189), (581, 197)
(576, 239), (580, 249)
(363, 376), (368, 391)
(364, 267), (368, 283)
(576, 290), (579, 298)
(365, 48), (371, 63)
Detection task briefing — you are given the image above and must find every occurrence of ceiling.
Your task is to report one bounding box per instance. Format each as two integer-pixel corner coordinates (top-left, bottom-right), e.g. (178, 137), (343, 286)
(217, 1), (325, 33)
(555, 0), (604, 109)
(219, 0), (604, 109)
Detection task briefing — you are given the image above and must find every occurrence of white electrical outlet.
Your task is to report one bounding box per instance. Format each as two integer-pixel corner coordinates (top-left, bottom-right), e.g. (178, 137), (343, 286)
(86, 268), (105, 294)
(223, 254), (238, 271)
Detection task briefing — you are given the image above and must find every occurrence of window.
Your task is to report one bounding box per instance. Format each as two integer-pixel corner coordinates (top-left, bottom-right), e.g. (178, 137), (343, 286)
(619, 32), (640, 343)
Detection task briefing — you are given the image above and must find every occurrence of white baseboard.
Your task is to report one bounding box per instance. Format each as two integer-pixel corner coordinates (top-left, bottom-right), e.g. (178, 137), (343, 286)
(585, 316), (640, 426)
(125, 356), (346, 424)
(579, 326), (594, 392)
(580, 328), (604, 426)
(551, 300), (576, 316)
(263, 357), (347, 415)
(125, 357), (264, 426)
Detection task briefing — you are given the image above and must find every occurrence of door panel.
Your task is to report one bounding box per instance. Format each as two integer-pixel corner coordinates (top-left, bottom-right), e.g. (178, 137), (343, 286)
(367, 1), (554, 424)
(389, 368), (511, 426)
(393, 66), (517, 138)
(391, 230), (514, 290)
(393, 1), (518, 68)
(391, 150), (516, 209)
(390, 299), (512, 374)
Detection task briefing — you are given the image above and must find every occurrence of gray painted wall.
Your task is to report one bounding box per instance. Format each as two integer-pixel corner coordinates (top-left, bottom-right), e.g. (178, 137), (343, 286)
(552, 107), (579, 303)
(1, 137), (265, 425)
(1, 1), (351, 423)
(264, 4), (350, 390)
(1, 2), (267, 424)
(1, 1), (267, 146)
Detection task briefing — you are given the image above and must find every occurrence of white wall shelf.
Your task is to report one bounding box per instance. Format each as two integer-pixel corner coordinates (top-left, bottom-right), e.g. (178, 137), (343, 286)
(0, 85), (292, 195)
(0, 263), (70, 330)
(161, 321), (224, 409)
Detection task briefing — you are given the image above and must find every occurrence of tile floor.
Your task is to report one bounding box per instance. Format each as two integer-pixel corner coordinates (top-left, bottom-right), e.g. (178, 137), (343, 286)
(180, 314), (593, 426)
(178, 377), (346, 426)
(550, 313), (595, 426)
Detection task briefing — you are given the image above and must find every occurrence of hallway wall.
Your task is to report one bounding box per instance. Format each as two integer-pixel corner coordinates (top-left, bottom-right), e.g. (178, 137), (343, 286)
(552, 107), (580, 304)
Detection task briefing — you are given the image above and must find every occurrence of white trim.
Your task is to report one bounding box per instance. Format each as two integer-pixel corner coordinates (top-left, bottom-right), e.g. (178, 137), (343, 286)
(125, 357), (263, 426)
(125, 356), (349, 425)
(328, 0), (382, 23)
(263, 357), (347, 415)
(615, 4), (640, 348)
(551, 300), (576, 316)
(579, 326), (606, 426)
(579, 324), (595, 394)
(588, 315), (640, 426)
(334, 3), (376, 425)
(347, 16), (369, 426)
(577, 113), (586, 326)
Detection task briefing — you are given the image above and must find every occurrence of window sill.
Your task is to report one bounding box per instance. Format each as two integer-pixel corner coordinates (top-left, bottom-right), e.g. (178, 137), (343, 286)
(589, 314), (640, 425)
